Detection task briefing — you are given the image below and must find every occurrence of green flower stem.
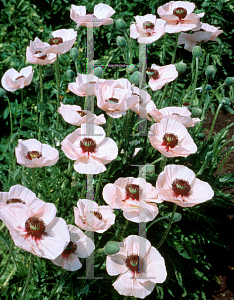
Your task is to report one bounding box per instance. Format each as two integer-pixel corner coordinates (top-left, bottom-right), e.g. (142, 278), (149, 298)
(94, 173), (103, 204)
(199, 76), (208, 108)
(151, 157), (163, 165)
(20, 90), (24, 130)
(171, 33), (179, 64)
(215, 146), (234, 179)
(38, 65), (44, 141)
(47, 269), (65, 300)
(191, 57), (199, 105)
(6, 95), (13, 136)
(207, 101), (223, 141)
(75, 60), (79, 75)
(156, 204), (177, 249)
(117, 219), (128, 241)
(158, 84), (169, 109)
(55, 54), (60, 130)
(121, 47), (128, 64)
(139, 43), (146, 89)
(106, 116), (113, 137)
(160, 155), (167, 172)
(169, 77), (178, 106)
(20, 254), (34, 300)
(0, 239), (14, 278)
(124, 110), (133, 151)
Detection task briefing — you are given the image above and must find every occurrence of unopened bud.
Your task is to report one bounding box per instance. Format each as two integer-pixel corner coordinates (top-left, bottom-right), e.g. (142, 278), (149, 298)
(70, 48), (79, 60)
(205, 84), (212, 91)
(225, 77), (234, 86)
(130, 71), (142, 85)
(116, 18), (126, 30)
(205, 65), (216, 77)
(104, 241), (120, 255)
(66, 70), (75, 80)
(116, 36), (126, 48)
(94, 67), (103, 78)
(0, 88), (6, 97)
(190, 107), (202, 117)
(192, 46), (202, 57)
(221, 97), (231, 106)
(176, 61), (187, 74)
(44, 65), (54, 77)
(126, 65), (137, 74)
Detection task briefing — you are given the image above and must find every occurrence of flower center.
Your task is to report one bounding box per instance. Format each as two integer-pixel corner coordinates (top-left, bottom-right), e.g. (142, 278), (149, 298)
(106, 98), (119, 103)
(125, 254), (145, 275)
(34, 50), (47, 60)
(77, 110), (87, 117)
(172, 178), (191, 197)
(93, 211), (102, 220)
(25, 217), (46, 241)
(80, 138), (96, 153)
(25, 151), (42, 160)
(173, 7), (187, 19)
(162, 133), (178, 151)
(142, 21), (154, 30)
(49, 37), (63, 45)
(147, 68), (159, 80)
(89, 81), (97, 84)
(15, 75), (25, 80)
(6, 198), (26, 204)
(125, 184), (141, 200)
(62, 240), (77, 258)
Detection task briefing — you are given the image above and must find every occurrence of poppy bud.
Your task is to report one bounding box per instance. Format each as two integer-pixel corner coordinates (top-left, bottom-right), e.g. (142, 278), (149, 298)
(66, 70), (75, 80)
(145, 164), (155, 175)
(35, 82), (40, 93)
(225, 77), (234, 86)
(94, 67), (103, 78)
(190, 107), (202, 117)
(104, 241), (120, 255)
(0, 88), (6, 97)
(70, 47), (79, 60)
(130, 71), (142, 85)
(116, 36), (126, 48)
(192, 46), (202, 57)
(126, 65), (137, 74)
(205, 65), (216, 77)
(221, 97), (231, 106)
(176, 61), (187, 74)
(116, 18), (126, 29)
(44, 66), (54, 77)
(204, 84), (212, 91)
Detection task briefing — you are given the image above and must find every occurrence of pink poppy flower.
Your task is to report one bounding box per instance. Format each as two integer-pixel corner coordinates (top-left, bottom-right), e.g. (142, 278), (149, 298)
(106, 235), (167, 299)
(61, 124), (118, 174)
(58, 103), (106, 126)
(74, 199), (115, 233)
(70, 4), (115, 28)
(201, 23), (223, 41)
(103, 177), (161, 223)
(0, 202), (70, 259)
(157, 1), (204, 33)
(148, 118), (197, 157)
(39, 29), (77, 55)
(68, 73), (100, 97)
(51, 224), (95, 271)
(1, 66), (33, 92)
(94, 82), (139, 118)
(15, 139), (59, 168)
(130, 86), (155, 121)
(156, 164), (214, 207)
(148, 106), (200, 127)
(26, 37), (57, 65)
(130, 14), (166, 44)
(0, 185), (45, 212)
(147, 64), (178, 91)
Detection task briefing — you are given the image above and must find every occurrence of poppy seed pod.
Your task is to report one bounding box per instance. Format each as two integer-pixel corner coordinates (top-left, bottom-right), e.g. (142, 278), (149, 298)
(70, 47), (79, 60)
(116, 36), (126, 47)
(204, 84), (212, 91)
(94, 67), (103, 78)
(104, 241), (120, 255)
(225, 77), (234, 86)
(205, 65), (216, 77)
(130, 71), (142, 85)
(192, 46), (202, 57)
(44, 65), (54, 77)
(190, 107), (202, 117)
(0, 88), (6, 97)
(176, 61), (187, 74)
(66, 70), (75, 80)
(221, 97), (231, 106)
(116, 18), (126, 29)
(126, 65), (137, 74)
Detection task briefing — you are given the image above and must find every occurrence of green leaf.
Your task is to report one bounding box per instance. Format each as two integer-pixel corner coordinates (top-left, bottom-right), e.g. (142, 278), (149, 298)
(3, 106), (9, 119)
